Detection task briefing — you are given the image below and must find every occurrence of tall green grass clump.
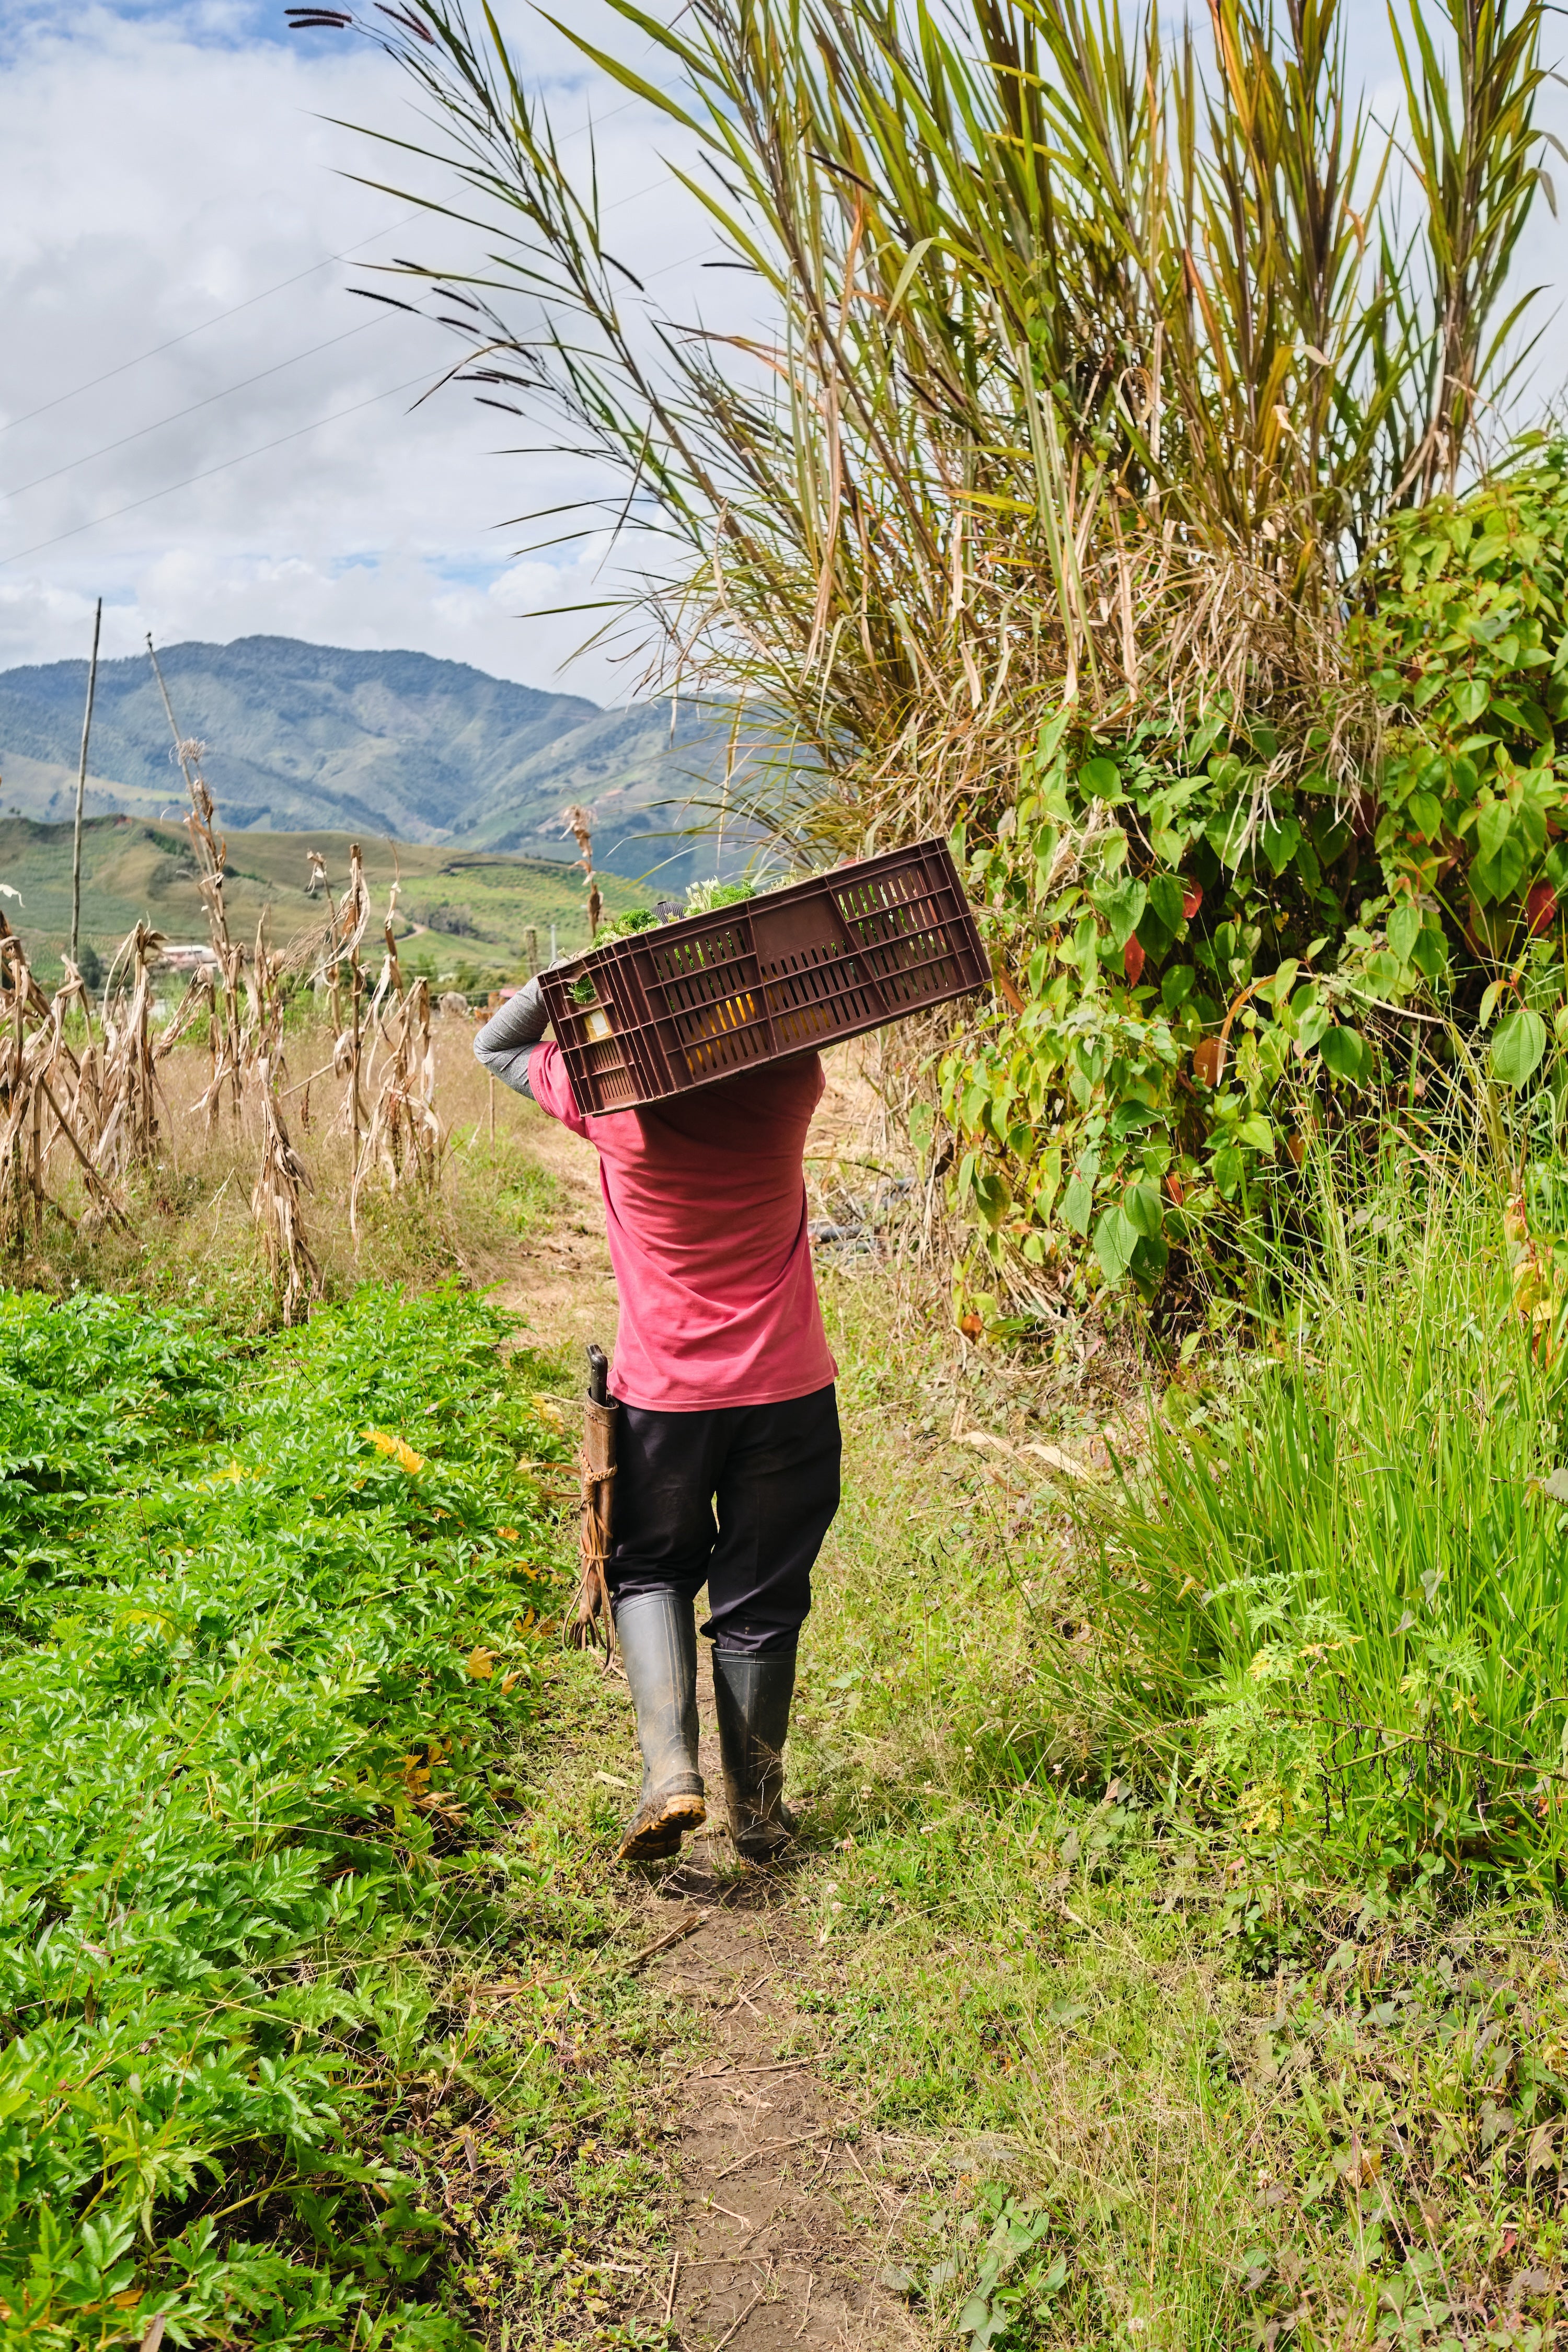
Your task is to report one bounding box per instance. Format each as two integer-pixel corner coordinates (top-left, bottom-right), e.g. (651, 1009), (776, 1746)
(0, 1284), (564, 2349)
(1069, 1155), (1568, 1891)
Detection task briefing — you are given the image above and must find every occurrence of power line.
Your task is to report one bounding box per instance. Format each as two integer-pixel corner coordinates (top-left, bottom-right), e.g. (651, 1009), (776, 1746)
(2, 176), (680, 506)
(2, 312), (406, 502)
(0, 19), (690, 444)
(0, 371), (434, 569)
(4, 234), (719, 529)
(0, 211), (424, 440)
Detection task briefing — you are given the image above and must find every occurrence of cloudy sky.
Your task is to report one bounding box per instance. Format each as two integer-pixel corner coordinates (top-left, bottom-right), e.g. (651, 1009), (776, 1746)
(2, 0), (1566, 710)
(0, 0), (722, 701)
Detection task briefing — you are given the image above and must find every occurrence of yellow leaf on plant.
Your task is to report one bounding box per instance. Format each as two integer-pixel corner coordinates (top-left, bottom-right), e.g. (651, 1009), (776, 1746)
(498, 1526), (518, 1541)
(467, 1646), (496, 1680)
(500, 1669), (522, 1693)
(365, 1428), (425, 1475)
(532, 1394), (566, 1432)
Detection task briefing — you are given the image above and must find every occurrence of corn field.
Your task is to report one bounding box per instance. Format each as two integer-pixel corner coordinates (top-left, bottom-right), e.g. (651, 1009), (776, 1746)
(0, 726), (453, 1319)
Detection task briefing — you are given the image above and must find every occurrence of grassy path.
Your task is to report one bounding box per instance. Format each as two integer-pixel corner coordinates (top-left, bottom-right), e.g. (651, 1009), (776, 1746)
(511, 1651), (917, 2350)
(490, 1092), (915, 2346)
(491, 1088), (1247, 2347)
(488, 1086), (1568, 2351)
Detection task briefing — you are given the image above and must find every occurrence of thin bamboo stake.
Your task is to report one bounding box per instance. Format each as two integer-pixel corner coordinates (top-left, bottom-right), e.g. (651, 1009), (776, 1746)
(70, 597), (101, 972)
(147, 633), (246, 1119)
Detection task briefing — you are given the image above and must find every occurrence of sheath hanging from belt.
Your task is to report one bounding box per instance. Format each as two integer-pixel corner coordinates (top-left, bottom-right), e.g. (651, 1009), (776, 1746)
(568, 1342), (617, 1654)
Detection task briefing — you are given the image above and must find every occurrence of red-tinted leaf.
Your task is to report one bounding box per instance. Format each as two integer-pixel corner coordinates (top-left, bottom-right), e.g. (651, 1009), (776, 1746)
(1527, 879), (1558, 936)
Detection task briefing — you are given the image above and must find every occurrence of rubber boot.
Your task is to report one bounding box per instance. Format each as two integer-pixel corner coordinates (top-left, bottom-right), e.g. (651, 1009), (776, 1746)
(712, 1647), (797, 1864)
(614, 1591), (706, 1861)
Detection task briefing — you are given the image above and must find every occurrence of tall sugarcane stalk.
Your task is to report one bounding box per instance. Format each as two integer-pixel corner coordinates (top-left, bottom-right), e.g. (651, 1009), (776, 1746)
(291, 0), (1559, 849)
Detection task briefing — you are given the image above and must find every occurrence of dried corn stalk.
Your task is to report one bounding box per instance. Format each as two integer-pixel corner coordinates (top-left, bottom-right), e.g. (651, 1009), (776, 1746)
(53, 959), (104, 1155)
(244, 914), (321, 1316)
(147, 639), (246, 1121)
(350, 940), (442, 1240)
(0, 926), (125, 1244)
(96, 924), (163, 1177)
(252, 1043), (321, 1322)
(291, 842), (374, 1151)
(563, 804), (602, 939)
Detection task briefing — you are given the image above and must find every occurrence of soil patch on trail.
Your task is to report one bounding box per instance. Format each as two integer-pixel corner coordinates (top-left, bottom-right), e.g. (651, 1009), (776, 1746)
(616, 1691), (920, 2351)
(489, 1050), (931, 2344)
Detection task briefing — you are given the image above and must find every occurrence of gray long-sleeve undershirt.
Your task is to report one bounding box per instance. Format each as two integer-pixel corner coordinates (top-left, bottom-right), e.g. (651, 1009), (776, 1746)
(474, 975), (549, 1101)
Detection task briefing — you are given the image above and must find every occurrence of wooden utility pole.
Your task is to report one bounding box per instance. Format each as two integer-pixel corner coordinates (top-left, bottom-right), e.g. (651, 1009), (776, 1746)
(69, 598), (102, 971)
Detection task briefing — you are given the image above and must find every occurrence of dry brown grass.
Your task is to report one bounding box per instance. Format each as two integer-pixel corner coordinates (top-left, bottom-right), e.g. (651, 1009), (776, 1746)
(5, 1005), (556, 1321)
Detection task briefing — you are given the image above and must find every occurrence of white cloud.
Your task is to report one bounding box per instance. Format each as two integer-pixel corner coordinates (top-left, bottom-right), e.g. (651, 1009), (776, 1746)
(0, 0), (712, 697)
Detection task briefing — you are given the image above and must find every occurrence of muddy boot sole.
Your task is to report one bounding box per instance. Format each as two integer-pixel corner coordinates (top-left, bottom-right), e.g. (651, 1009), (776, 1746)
(618, 1790), (707, 1861)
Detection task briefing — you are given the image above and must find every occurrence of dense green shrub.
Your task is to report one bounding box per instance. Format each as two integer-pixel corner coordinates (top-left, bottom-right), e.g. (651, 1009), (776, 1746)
(943, 445), (1568, 1322)
(0, 1285), (561, 2348)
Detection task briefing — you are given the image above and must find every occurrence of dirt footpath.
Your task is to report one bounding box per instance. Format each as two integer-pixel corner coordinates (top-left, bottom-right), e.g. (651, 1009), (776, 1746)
(495, 1081), (919, 2349)
(622, 1700), (919, 2352)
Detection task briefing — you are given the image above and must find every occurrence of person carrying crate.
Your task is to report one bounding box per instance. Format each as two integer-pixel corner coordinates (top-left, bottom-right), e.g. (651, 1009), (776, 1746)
(475, 975), (840, 1865)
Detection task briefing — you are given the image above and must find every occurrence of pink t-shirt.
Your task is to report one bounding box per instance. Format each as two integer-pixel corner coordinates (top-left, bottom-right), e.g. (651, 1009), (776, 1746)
(529, 1041), (837, 1412)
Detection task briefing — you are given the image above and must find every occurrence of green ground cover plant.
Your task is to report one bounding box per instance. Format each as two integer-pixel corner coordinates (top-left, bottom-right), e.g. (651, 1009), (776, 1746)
(1047, 1142), (1568, 1895)
(0, 1282), (569, 2349)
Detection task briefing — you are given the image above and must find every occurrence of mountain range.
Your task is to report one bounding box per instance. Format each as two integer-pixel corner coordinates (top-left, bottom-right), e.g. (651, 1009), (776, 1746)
(0, 636), (768, 885)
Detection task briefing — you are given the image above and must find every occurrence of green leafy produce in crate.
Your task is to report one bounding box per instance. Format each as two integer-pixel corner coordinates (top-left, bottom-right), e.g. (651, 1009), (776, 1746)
(569, 875), (764, 999)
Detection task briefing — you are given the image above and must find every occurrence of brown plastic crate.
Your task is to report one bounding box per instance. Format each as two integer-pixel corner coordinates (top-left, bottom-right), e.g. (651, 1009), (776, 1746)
(537, 837), (986, 1116)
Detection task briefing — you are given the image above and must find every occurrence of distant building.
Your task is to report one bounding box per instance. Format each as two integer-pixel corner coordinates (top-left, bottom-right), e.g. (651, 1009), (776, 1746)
(159, 943), (222, 975)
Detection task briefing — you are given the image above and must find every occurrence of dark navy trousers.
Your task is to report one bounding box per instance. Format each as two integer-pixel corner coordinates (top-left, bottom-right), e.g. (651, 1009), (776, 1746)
(606, 1383), (841, 1656)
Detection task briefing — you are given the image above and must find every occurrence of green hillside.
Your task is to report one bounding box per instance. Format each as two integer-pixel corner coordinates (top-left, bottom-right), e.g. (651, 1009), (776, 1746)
(0, 816), (643, 990)
(0, 637), (771, 885)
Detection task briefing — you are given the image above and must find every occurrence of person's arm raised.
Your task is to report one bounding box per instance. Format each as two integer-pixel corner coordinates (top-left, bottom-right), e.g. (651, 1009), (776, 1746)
(474, 975), (549, 1101)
